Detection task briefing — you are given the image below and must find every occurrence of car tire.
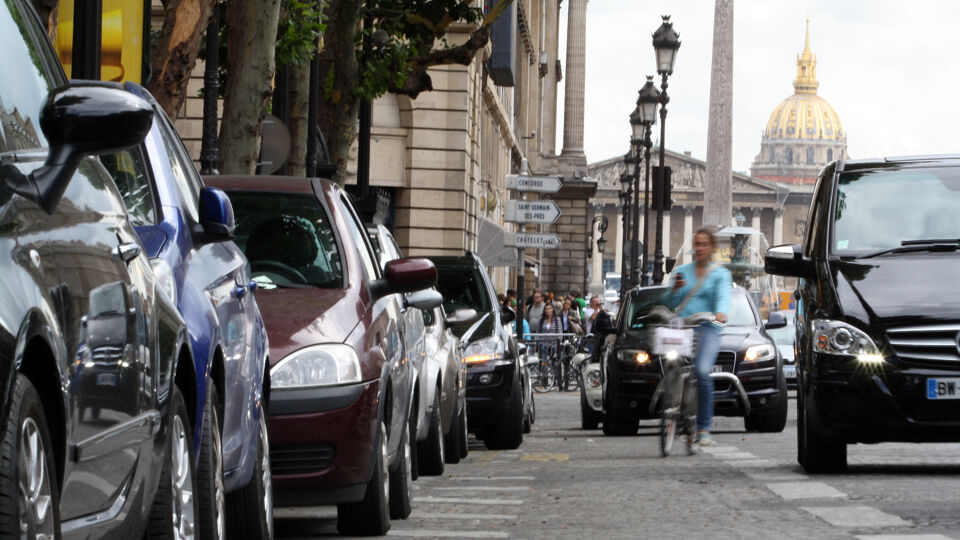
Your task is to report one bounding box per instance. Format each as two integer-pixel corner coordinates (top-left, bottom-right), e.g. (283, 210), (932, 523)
(417, 391), (445, 476)
(523, 386), (535, 434)
(457, 403), (469, 459)
(337, 420), (390, 536)
(444, 401), (463, 465)
(389, 417), (413, 519)
(0, 374), (60, 539)
(797, 388), (847, 473)
(744, 370), (789, 433)
(225, 409), (273, 540)
(580, 389), (601, 430)
(484, 376), (524, 450)
(146, 384), (200, 539)
(197, 385), (226, 540)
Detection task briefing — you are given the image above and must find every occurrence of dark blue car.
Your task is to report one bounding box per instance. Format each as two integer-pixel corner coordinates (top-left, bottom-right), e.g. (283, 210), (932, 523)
(101, 82), (272, 539)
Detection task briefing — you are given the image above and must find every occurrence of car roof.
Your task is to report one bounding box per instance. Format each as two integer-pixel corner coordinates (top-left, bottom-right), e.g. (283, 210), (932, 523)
(840, 154), (960, 172)
(203, 175), (326, 195)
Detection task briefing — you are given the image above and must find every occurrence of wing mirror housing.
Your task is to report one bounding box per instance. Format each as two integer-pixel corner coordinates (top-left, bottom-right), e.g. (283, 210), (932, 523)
(405, 288), (443, 310)
(500, 306), (517, 324)
(198, 187), (236, 239)
(371, 257), (437, 299)
(765, 311), (788, 330)
(764, 244), (812, 279)
(445, 308), (478, 328)
(4, 83), (152, 213)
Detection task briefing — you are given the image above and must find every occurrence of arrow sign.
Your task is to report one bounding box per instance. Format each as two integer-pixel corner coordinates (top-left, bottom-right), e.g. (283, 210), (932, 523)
(506, 174), (563, 194)
(504, 232), (561, 249)
(504, 200), (562, 224)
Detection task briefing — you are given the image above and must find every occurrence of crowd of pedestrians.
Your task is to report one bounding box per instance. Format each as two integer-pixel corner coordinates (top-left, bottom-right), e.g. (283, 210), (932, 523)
(496, 288), (614, 337)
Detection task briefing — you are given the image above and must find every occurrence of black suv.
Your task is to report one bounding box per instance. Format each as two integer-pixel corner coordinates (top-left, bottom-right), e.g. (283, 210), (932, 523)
(429, 253), (533, 449)
(601, 285), (788, 435)
(766, 155), (960, 473)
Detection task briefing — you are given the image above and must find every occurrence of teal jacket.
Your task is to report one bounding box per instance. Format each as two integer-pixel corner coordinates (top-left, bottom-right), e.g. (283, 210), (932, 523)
(661, 262), (732, 318)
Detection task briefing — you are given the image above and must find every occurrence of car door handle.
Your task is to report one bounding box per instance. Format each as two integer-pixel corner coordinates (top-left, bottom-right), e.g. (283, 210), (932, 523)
(247, 281), (258, 293)
(114, 242), (141, 263)
(232, 286), (248, 299)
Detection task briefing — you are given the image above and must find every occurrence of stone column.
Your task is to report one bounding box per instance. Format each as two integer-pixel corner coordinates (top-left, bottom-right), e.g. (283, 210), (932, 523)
(703, 0), (734, 229)
(560, 0), (586, 162)
(682, 206), (694, 265)
(662, 209), (672, 262)
(750, 207), (762, 265)
(773, 206), (784, 246)
(542, 0), (560, 156)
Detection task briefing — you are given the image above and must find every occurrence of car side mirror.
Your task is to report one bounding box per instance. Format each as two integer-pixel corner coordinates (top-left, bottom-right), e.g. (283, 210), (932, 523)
(405, 288), (443, 310)
(199, 187), (235, 239)
(500, 306), (517, 324)
(4, 83), (152, 213)
(764, 244), (811, 278)
(371, 257), (437, 299)
(445, 308), (478, 328)
(765, 311), (787, 330)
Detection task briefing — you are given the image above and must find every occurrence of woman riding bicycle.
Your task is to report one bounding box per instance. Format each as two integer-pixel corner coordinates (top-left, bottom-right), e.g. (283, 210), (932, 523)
(660, 229), (731, 446)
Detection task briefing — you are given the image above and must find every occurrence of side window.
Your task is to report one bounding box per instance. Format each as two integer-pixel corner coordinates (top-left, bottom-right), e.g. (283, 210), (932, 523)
(338, 195), (380, 280)
(101, 146), (158, 226)
(156, 110), (201, 222)
(803, 172), (829, 258)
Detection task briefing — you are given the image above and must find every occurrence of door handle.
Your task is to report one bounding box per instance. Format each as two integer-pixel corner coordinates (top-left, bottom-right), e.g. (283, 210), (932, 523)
(232, 286), (248, 299)
(247, 281), (258, 293)
(115, 242), (141, 263)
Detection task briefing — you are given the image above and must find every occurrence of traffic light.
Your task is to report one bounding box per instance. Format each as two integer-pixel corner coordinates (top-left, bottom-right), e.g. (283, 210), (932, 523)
(651, 166), (672, 211)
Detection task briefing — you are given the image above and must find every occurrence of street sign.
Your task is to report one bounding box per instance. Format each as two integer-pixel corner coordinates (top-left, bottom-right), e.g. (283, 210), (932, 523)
(504, 200), (562, 224)
(505, 174), (563, 193)
(504, 232), (561, 249)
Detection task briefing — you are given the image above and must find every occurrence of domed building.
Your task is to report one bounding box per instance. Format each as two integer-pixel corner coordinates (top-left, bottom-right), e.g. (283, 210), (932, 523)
(751, 21), (848, 184)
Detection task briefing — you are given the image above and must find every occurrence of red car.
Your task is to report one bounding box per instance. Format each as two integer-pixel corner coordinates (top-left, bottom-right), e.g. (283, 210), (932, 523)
(205, 176), (437, 535)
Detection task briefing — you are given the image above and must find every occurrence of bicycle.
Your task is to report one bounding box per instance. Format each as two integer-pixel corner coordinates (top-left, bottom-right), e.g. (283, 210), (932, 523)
(522, 334), (579, 393)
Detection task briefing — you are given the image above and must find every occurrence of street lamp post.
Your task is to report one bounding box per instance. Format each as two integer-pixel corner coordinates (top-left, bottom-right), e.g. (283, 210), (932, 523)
(651, 15), (681, 285)
(585, 215), (609, 295)
(634, 76), (660, 287)
(618, 173), (632, 297)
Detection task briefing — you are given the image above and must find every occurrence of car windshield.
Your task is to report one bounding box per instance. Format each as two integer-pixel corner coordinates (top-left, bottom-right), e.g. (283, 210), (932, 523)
(766, 311), (796, 344)
(623, 287), (669, 330)
(725, 292), (758, 327)
(229, 192), (343, 289)
(436, 265), (492, 315)
(833, 167), (960, 256)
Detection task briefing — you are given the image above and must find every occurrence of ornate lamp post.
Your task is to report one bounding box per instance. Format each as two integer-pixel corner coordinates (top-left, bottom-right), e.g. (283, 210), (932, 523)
(618, 172), (632, 296)
(585, 214), (609, 295)
(651, 15), (680, 285)
(634, 76), (660, 286)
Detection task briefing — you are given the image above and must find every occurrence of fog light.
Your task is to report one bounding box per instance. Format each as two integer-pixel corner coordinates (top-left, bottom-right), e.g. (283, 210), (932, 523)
(857, 353), (885, 364)
(479, 374), (494, 385)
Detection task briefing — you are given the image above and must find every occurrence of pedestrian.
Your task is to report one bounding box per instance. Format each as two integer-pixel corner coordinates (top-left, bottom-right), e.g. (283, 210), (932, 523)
(526, 291), (546, 333)
(660, 228), (731, 447)
(548, 292), (562, 312)
(561, 299), (583, 335)
(584, 296), (614, 336)
(572, 290), (587, 320)
(539, 303), (563, 333)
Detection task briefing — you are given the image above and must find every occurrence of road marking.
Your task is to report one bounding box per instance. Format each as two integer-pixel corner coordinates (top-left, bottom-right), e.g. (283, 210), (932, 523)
(433, 486), (530, 492)
(766, 481), (846, 500)
(388, 530), (509, 538)
(414, 513), (518, 520)
(415, 497), (523, 505)
(746, 472), (810, 482)
(714, 451), (758, 460)
(472, 451), (503, 466)
(801, 505), (911, 527)
(855, 535), (955, 540)
(519, 453), (569, 462)
(727, 459), (777, 468)
(447, 476), (536, 481)
(699, 445), (740, 454)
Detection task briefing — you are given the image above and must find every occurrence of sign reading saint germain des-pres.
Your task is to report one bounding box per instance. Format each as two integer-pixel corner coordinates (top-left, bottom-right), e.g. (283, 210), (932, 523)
(504, 200), (562, 224)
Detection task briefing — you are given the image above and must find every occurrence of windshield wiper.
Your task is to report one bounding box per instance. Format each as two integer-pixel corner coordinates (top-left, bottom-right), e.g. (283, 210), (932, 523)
(857, 239), (960, 259)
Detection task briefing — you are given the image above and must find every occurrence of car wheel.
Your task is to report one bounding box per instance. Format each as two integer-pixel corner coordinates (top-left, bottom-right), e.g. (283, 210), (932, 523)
(417, 391), (445, 476)
(0, 374), (60, 539)
(580, 389), (600, 430)
(444, 401), (463, 465)
(744, 370), (789, 433)
(197, 385), (226, 540)
(457, 402), (469, 459)
(337, 420), (390, 535)
(602, 387), (637, 436)
(523, 386), (534, 434)
(484, 376), (524, 450)
(389, 417), (413, 519)
(797, 387), (847, 473)
(146, 384), (200, 539)
(225, 408), (273, 540)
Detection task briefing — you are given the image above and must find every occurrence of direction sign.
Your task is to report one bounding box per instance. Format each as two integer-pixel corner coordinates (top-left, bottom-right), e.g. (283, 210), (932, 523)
(504, 200), (562, 224)
(505, 174), (563, 193)
(504, 232), (561, 249)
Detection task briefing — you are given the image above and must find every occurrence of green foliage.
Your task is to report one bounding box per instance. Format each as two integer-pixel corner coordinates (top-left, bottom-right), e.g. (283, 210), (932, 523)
(277, 0), (327, 67)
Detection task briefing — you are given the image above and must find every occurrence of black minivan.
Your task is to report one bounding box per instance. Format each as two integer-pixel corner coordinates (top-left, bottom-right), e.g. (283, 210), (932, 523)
(766, 155), (960, 473)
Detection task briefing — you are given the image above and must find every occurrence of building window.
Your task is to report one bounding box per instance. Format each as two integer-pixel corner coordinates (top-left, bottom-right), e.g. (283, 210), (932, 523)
(785, 147), (793, 163)
(807, 147), (815, 164)
(827, 149), (833, 161)
(602, 259), (615, 276)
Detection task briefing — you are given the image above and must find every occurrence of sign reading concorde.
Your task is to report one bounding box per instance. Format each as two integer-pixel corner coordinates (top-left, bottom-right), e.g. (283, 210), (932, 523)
(504, 232), (561, 249)
(505, 174), (563, 193)
(504, 200), (562, 225)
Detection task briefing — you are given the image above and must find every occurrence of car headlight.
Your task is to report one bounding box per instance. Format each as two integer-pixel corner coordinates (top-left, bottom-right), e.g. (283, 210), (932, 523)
(463, 337), (507, 366)
(151, 259), (177, 305)
(271, 344), (361, 389)
(585, 369), (601, 387)
(617, 350), (651, 364)
(744, 344), (775, 362)
(812, 319), (883, 363)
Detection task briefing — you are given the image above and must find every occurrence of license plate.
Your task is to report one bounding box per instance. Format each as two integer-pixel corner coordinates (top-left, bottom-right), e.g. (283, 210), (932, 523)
(712, 365), (724, 373)
(927, 378), (960, 400)
(97, 373), (117, 386)
(783, 365), (796, 379)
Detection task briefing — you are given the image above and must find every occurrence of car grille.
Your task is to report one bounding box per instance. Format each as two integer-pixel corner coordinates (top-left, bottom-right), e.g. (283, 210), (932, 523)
(91, 346), (123, 362)
(886, 323), (960, 370)
(713, 351), (737, 392)
(271, 444), (335, 476)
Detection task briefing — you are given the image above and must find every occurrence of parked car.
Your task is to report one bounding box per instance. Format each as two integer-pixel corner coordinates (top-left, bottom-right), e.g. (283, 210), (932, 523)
(428, 253), (534, 450)
(765, 155), (960, 473)
(0, 1), (198, 536)
(600, 285), (788, 435)
(100, 82), (272, 539)
(766, 309), (796, 388)
(367, 224), (471, 475)
(206, 175), (437, 535)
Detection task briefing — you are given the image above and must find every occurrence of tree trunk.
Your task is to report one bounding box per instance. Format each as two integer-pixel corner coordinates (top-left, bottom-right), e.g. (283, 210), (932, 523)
(286, 59), (311, 177)
(218, 0), (283, 174)
(315, 0), (362, 185)
(149, 0), (216, 118)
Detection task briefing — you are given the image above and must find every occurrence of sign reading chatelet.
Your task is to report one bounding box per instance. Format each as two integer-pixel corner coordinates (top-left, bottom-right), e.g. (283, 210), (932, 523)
(504, 232), (561, 249)
(504, 200), (562, 224)
(505, 174), (563, 193)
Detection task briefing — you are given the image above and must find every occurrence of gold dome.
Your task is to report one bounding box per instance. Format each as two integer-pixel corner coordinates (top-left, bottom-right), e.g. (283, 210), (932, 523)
(763, 20), (844, 141)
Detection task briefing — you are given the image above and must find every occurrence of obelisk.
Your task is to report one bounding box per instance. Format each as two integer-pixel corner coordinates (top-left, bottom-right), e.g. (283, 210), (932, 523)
(703, 0), (734, 229)
(560, 0), (587, 168)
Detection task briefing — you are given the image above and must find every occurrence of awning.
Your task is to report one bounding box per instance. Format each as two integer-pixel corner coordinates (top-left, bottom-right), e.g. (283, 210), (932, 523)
(476, 217), (519, 267)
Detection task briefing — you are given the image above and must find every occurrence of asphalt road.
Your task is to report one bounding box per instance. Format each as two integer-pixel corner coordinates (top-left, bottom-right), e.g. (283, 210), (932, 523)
(275, 392), (960, 539)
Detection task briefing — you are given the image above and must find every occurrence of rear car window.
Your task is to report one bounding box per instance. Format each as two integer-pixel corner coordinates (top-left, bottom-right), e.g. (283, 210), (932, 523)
(229, 191), (343, 289)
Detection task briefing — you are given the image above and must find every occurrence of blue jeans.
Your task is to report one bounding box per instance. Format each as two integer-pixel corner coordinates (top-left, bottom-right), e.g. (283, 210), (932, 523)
(694, 324), (721, 432)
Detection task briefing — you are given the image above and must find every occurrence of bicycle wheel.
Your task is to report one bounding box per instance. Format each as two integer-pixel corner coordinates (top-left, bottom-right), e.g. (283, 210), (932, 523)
(660, 414), (676, 457)
(532, 361), (556, 393)
(565, 365), (581, 392)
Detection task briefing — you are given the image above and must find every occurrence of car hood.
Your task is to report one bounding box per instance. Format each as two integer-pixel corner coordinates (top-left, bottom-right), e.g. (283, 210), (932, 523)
(254, 288), (358, 366)
(834, 256), (960, 322)
(620, 326), (768, 352)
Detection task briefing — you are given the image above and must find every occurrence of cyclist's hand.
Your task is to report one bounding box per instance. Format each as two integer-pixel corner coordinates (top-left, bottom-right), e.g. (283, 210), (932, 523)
(715, 312), (728, 324)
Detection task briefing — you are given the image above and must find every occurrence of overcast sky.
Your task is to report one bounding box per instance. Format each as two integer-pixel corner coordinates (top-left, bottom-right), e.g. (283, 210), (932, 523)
(556, 0), (960, 174)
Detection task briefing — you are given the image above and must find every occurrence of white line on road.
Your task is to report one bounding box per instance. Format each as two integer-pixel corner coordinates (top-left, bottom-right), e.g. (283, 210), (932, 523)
(446, 476), (536, 481)
(855, 535), (955, 540)
(746, 472), (810, 482)
(414, 513), (518, 520)
(727, 459), (777, 468)
(801, 505), (911, 527)
(714, 451), (758, 460)
(388, 529), (509, 538)
(766, 481), (846, 500)
(415, 497), (524, 505)
(433, 486), (530, 492)
(699, 446), (741, 454)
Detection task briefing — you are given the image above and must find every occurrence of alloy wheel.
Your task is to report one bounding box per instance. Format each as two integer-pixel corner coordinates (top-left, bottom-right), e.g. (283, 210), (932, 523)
(18, 417), (54, 540)
(380, 422), (390, 508)
(171, 415), (197, 540)
(259, 413), (274, 539)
